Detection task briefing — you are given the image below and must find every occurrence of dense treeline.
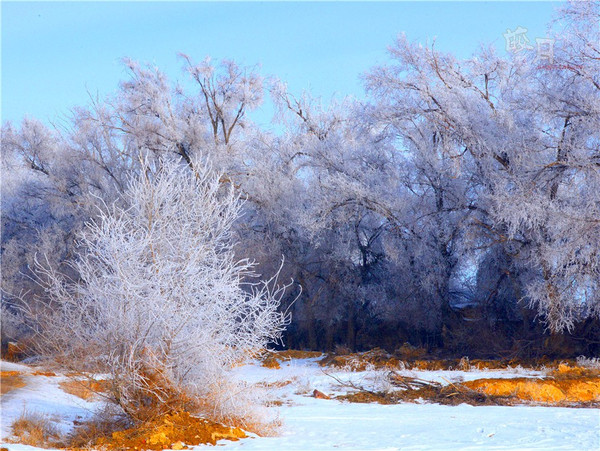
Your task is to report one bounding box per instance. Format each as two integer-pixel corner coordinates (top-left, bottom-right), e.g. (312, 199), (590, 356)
(2, 1), (599, 358)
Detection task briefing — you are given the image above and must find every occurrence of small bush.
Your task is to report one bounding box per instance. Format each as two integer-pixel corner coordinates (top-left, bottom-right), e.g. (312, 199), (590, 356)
(26, 159), (289, 427)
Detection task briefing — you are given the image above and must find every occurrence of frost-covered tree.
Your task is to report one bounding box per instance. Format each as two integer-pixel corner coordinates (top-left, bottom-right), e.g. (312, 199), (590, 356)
(3, 1), (598, 359)
(488, 0), (600, 332)
(1, 56), (265, 344)
(27, 159), (288, 424)
(365, 0), (600, 333)
(265, 86), (444, 348)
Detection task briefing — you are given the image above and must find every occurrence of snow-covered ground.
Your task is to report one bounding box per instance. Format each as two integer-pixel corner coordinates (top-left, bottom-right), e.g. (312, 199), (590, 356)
(208, 357), (600, 450)
(1, 357), (599, 450)
(1, 360), (103, 450)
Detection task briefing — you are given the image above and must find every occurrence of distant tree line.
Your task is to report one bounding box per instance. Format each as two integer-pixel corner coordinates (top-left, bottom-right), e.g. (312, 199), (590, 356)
(2, 1), (599, 359)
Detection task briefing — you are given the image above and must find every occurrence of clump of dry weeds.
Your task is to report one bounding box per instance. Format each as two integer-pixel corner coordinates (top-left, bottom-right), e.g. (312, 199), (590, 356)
(2, 341), (27, 362)
(260, 349), (323, 368)
(277, 350), (323, 360)
(9, 410), (63, 448)
(319, 348), (401, 371)
(261, 354), (281, 369)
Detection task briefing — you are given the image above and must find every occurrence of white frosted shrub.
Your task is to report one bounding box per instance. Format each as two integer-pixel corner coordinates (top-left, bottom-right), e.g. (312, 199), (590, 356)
(29, 158), (288, 426)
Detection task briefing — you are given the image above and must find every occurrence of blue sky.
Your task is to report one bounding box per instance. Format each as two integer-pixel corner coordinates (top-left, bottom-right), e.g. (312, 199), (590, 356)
(2, 1), (559, 128)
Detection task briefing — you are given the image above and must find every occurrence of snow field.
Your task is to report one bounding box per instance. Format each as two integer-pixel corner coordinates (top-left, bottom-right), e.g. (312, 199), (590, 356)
(1, 358), (598, 450)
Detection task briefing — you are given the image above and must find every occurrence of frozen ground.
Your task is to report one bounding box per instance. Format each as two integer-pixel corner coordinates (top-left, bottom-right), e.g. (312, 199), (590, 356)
(1, 357), (598, 450)
(0, 360), (102, 450)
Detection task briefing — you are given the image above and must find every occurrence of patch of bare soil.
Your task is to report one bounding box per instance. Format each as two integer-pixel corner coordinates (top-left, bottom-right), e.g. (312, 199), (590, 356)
(463, 377), (600, 404)
(59, 378), (110, 400)
(463, 364), (600, 405)
(1, 370), (26, 395)
(31, 371), (57, 377)
(90, 411), (246, 450)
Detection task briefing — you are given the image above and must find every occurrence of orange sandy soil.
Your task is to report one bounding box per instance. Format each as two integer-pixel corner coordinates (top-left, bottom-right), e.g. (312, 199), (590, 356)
(1, 369), (59, 396)
(2, 365), (247, 450)
(92, 412), (246, 450)
(463, 377), (600, 404)
(0, 370), (27, 395)
(464, 364), (600, 404)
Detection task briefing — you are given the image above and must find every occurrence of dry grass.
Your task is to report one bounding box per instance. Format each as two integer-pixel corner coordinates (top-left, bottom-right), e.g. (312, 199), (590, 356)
(317, 350), (513, 372)
(9, 410), (62, 448)
(59, 378), (110, 400)
(261, 355), (281, 369)
(408, 360), (451, 371)
(576, 356), (600, 369)
(317, 349), (591, 373)
(1, 371), (26, 395)
(399, 359), (509, 371)
(551, 363), (600, 379)
(260, 349), (323, 368)
(319, 348), (401, 371)
(277, 350), (323, 360)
